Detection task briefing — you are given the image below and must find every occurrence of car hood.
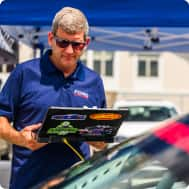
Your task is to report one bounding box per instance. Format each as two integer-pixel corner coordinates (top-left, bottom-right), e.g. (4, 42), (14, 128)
(116, 121), (162, 138)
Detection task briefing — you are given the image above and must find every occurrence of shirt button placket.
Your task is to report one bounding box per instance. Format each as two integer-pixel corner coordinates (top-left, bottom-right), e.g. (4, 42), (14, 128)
(61, 79), (71, 106)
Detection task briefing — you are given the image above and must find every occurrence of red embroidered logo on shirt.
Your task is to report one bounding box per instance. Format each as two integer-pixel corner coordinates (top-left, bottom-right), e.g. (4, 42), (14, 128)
(74, 89), (89, 99)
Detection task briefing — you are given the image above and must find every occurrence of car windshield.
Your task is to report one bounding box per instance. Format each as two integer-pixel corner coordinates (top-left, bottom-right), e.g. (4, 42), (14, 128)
(118, 106), (177, 122)
(34, 132), (189, 189)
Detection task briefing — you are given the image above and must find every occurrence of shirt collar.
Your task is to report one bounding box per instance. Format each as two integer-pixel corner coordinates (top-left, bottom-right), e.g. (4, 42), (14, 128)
(41, 49), (85, 81)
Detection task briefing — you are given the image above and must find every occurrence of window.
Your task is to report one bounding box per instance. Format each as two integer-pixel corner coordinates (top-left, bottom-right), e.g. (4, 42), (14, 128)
(94, 60), (101, 74)
(93, 51), (114, 76)
(150, 60), (158, 76)
(105, 60), (113, 76)
(120, 106), (174, 122)
(7, 64), (16, 73)
(138, 60), (146, 76)
(0, 64), (16, 73)
(0, 65), (3, 73)
(138, 54), (159, 77)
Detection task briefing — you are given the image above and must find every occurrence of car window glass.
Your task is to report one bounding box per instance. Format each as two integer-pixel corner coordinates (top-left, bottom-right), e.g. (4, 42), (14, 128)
(118, 106), (175, 121)
(41, 141), (188, 189)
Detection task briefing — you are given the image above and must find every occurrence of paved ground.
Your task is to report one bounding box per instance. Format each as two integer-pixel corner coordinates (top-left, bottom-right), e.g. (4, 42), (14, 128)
(0, 160), (11, 189)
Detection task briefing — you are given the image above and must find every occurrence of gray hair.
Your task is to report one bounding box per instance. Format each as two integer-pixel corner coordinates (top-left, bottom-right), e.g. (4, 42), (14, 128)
(52, 7), (89, 38)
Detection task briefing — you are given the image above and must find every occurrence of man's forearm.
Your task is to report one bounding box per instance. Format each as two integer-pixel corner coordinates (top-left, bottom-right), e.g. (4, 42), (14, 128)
(0, 116), (21, 146)
(0, 117), (46, 150)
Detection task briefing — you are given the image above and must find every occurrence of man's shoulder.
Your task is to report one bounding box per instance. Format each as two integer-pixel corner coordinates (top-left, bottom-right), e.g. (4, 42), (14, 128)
(15, 58), (41, 73)
(18, 58), (40, 68)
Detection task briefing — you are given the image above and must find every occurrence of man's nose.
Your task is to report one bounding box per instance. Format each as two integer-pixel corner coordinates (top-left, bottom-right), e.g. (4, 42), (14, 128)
(64, 44), (74, 53)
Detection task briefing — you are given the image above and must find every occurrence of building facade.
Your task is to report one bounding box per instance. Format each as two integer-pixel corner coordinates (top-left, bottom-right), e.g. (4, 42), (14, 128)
(81, 51), (189, 113)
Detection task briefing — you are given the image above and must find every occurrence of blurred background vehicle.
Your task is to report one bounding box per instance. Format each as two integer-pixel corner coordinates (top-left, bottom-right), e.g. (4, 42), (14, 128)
(33, 113), (189, 189)
(113, 100), (181, 137)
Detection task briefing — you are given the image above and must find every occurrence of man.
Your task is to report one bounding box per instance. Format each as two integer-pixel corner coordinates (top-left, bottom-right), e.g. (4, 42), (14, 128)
(0, 7), (106, 189)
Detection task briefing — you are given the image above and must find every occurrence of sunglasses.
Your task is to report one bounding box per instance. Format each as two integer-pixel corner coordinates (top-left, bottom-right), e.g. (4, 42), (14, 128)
(54, 36), (86, 51)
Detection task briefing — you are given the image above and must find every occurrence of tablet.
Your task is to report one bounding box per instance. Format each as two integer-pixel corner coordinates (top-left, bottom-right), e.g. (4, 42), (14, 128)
(37, 107), (128, 143)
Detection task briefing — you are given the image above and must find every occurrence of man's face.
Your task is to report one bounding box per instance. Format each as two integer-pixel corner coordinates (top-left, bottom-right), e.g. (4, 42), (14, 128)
(48, 27), (89, 73)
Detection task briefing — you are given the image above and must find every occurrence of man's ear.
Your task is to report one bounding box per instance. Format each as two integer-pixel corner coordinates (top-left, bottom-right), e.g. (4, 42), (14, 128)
(48, 32), (54, 47)
(83, 37), (90, 51)
(85, 37), (90, 46)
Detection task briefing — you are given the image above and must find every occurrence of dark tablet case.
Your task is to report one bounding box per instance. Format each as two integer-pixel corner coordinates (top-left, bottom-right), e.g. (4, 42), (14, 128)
(37, 107), (128, 143)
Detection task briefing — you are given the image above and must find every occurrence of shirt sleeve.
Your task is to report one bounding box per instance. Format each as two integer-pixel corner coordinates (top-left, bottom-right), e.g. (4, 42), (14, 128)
(0, 66), (22, 122)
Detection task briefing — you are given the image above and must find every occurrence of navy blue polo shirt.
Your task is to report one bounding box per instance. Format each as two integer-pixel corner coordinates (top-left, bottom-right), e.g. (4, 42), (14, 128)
(0, 50), (106, 189)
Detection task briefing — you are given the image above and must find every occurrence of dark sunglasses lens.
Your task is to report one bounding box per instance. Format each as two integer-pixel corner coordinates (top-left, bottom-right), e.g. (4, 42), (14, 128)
(72, 42), (85, 50)
(56, 39), (69, 48)
(55, 37), (85, 50)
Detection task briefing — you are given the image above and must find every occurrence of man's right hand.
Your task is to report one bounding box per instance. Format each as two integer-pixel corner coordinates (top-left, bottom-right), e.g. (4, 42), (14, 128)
(19, 123), (47, 151)
(0, 117), (47, 151)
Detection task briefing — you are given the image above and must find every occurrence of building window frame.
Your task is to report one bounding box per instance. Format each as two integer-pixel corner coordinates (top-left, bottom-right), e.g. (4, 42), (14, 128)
(137, 54), (159, 78)
(93, 51), (114, 77)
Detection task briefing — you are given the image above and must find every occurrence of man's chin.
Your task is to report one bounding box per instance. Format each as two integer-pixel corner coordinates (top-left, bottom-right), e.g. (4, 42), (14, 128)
(60, 60), (76, 70)
(61, 57), (75, 63)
